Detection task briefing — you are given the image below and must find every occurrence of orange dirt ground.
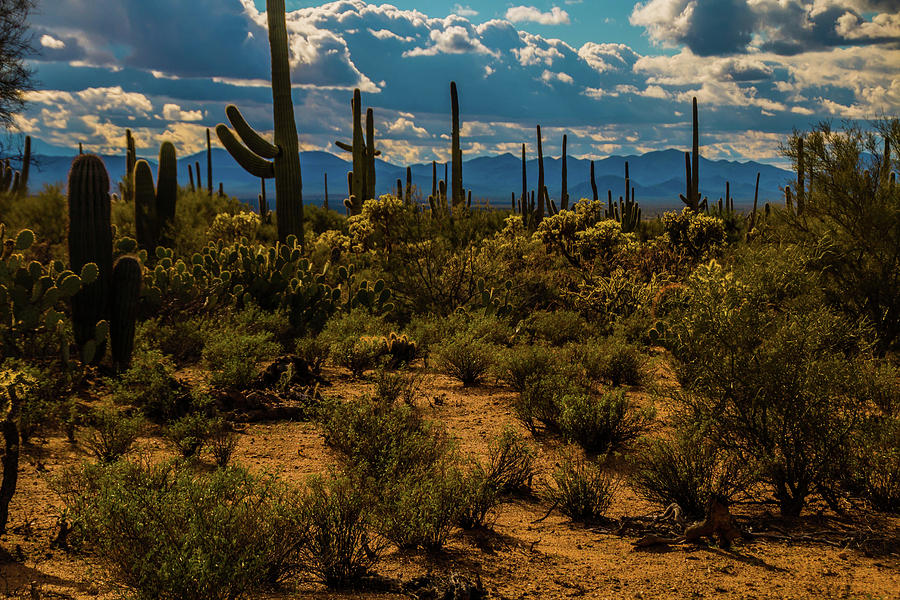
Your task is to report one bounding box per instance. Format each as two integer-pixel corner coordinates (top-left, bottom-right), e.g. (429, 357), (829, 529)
(1, 362), (898, 600)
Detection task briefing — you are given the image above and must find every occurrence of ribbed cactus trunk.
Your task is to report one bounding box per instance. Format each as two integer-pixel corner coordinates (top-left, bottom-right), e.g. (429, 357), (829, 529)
(188, 164), (195, 192)
(590, 160), (598, 201)
(796, 135), (805, 214)
(349, 89), (366, 214)
(156, 142), (177, 246)
(195, 161), (202, 190)
(268, 0), (304, 242)
(323, 173), (328, 210)
(14, 136), (30, 196)
(450, 81), (464, 209)
(521, 143), (527, 208)
(206, 128), (213, 197)
(110, 256), (141, 371)
(536, 125), (545, 224)
(561, 134), (568, 210)
(67, 155), (113, 358)
(432, 161), (437, 200)
(406, 166), (412, 204)
(133, 160), (157, 251)
(691, 97), (699, 206)
(260, 178), (269, 217)
(126, 129), (136, 203)
(366, 107), (376, 201)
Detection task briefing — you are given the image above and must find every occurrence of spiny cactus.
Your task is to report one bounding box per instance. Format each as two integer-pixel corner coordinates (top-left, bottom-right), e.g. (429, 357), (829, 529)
(259, 178), (269, 219)
(450, 81), (465, 210)
(133, 141), (178, 251)
(110, 256), (141, 371)
(188, 163), (196, 192)
(561, 134), (568, 210)
(206, 128), (213, 197)
(590, 160), (598, 201)
(67, 154), (113, 361)
(796, 135), (805, 214)
(216, 0), (304, 243)
(679, 97), (701, 211)
(406, 166), (412, 204)
(323, 172), (328, 211)
(195, 160), (202, 190)
(13, 136), (29, 196)
(536, 125), (545, 224)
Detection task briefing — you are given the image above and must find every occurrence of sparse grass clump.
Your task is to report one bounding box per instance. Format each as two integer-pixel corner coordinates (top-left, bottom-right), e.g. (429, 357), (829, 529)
(548, 453), (614, 522)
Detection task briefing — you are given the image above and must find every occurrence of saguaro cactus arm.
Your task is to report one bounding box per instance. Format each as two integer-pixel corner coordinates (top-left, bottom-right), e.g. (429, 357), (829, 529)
(216, 122), (276, 179)
(226, 105), (280, 159)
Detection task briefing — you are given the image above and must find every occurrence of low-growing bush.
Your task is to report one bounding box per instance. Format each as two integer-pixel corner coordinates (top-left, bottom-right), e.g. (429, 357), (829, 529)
(208, 420), (239, 468)
(547, 453), (615, 522)
(558, 390), (652, 454)
(54, 461), (303, 600)
(519, 310), (592, 346)
(435, 334), (494, 386)
(166, 412), (214, 458)
(456, 466), (502, 530)
(297, 473), (384, 587)
(295, 336), (331, 377)
(83, 406), (144, 463)
(852, 416), (900, 513)
(203, 329), (279, 389)
(112, 349), (188, 421)
(331, 336), (386, 378)
(484, 427), (536, 494)
(494, 344), (556, 392)
(629, 427), (750, 518)
(136, 317), (208, 365)
(512, 371), (587, 433)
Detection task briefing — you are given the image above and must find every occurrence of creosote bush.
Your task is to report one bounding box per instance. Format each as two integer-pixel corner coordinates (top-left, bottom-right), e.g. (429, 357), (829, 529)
(435, 333), (495, 386)
(548, 452), (614, 522)
(558, 390), (652, 454)
(83, 406), (144, 463)
(203, 329), (279, 389)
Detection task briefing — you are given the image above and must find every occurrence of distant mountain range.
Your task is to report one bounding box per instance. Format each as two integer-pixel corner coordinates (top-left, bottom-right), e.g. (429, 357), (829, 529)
(25, 147), (792, 211)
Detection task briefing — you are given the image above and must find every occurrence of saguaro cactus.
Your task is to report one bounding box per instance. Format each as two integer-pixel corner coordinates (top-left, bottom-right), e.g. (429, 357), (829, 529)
(133, 142), (178, 251)
(679, 97), (701, 211)
(207, 128), (213, 197)
(561, 134), (568, 210)
(67, 155), (113, 357)
(110, 256), (141, 371)
(450, 81), (465, 209)
(216, 0), (304, 243)
(336, 89), (381, 215)
(536, 125), (545, 223)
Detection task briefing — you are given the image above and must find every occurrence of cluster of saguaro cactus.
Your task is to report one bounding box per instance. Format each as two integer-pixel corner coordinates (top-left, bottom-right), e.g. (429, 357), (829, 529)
(336, 89), (380, 215)
(134, 142), (178, 251)
(605, 162), (641, 233)
(428, 160), (449, 217)
(67, 155), (141, 368)
(679, 98), (704, 212)
(216, 0), (304, 243)
(0, 136), (31, 196)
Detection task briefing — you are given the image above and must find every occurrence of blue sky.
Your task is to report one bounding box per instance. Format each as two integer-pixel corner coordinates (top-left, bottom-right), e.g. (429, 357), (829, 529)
(19, 1), (900, 165)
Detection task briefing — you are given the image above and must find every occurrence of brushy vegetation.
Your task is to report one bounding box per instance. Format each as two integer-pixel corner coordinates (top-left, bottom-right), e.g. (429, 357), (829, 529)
(0, 61), (897, 597)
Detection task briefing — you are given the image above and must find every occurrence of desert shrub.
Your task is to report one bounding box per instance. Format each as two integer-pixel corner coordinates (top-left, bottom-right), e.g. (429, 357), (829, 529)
(435, 334), (494, 386)
(372, 366), (426, 406)
(55, 461), (303, 600)
(11, 363), (70, 444)
(494, 344), (556, 392)
(320, 309), (388, 347)
(455, 465), (502, 530)
(331, 336), (386, 378)
(203, 329), (279, 389)
(485, 427), (536, 494)
(208, 420), (239, 468)
(294, 336), (331, 377)
(547, 453), (614, 522)
(112, 349), (188, 421)
(136, 317), (208, 364)
(83, 406), (144, 463)
(661, 208), (726, 260)
(376, 462), (468, 549)
(593, 340), (646, 387)
(629, 427), (751, 518)
(1, 185), (68, 251)
(207, 211), (261, 243)
(851, 416), (900, 513)
(668, 259), (873, 516)
(558, 390), (652, 454)
(512, 371), (587, 433)
(166, 412), (214, 458)
(519, 310), (591, 346)
(297, 473), (383, 587)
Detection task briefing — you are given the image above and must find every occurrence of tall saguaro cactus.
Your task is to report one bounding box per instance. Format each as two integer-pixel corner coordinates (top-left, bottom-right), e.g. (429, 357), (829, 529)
(133, 141), (178, 251)
(67, 155), (113, 357)
(536, 125), (545, 224)
(216, 0), (303, 243)
(206, 128), (213, 197)
(450, 81), (465, 209)
(336, 89), (380, 215)
(561, 134), (568, 210)
(110, 256), (141, 371)
(679, 97), (702, 211)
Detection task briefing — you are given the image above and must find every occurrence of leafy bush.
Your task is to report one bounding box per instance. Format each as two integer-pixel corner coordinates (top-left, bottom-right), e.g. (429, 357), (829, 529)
(456, 466), (502, 530)
(494, 344), (556, 392)
(851, 416), (900, 513)
(547, 453), (614, 522)
(203, 329), (279, 389)
(166, 412), (214, 458)
(591, 340), (646, 388)
(668, 259), (873, 516)
(112, 349), (188, 421)
(294, 336), (331, 377)
(331, 336), (386, 378)
(208, 420), (239, 468)
(83, 406), (144, 463)
(512, 371), (587, 433)
(55, 461), (303, 600)
(297, 473), (383, 587)
(519, 310), (591, 346)
(629, 427), (750, 518)
(435, 334), (494, 386)
(558, 390), (652, 454)
(136, 317), (208, 365)
(484, 427), (536, 494)
(661, 208), (726, 260)
(207, 211), (261, 243)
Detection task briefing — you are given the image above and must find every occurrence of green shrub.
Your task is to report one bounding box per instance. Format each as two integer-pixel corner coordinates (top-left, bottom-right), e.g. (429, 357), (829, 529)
(628, 427), (750, 518)
(297, 473), (383, 587)
(112, 349), (188, 421)
(209, 420), (239, 468)
(512, 371), (587, 433)
(166, 412), (214, 458)
(548, 453), (614, 522)
(435, 334), (494, 386)
(661, 208), (726, 260)
(494, 344), (556, 392)
(331, 336), (386, 378)
(203, 329), (279, 389)
(852, 416), (900, 513)
(485, 427), (536, 494)
(519, 310), (591, 346)
(55, 461), (303, 600)
(295, 336), (331, 377)
(455, 466), (502, 530)
(558, 390), (652, 454)
(592, 340), (645, 388)
(83, 406), (144, 463)
(136, 317), (208, 365)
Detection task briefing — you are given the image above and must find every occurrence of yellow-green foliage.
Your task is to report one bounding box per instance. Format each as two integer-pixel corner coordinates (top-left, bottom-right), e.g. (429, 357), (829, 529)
(661, 207), (726, 259)
(207, 212), (261, 244)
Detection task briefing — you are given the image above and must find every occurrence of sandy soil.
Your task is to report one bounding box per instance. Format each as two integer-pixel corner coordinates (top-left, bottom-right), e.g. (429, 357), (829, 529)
(1, 363), (898, 600)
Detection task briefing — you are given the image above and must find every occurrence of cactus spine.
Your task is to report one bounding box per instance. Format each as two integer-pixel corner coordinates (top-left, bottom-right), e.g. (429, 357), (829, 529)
(110, 256), (141, 371)
(215, 0), (304, 243)
(67, 155), (113, 359)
